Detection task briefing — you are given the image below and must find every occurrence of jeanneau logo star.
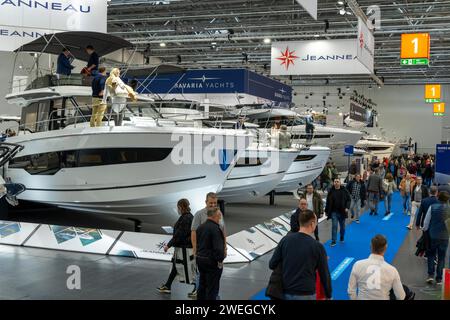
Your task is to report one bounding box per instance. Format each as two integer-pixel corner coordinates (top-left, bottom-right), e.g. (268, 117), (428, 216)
(276, 47), (299, 70)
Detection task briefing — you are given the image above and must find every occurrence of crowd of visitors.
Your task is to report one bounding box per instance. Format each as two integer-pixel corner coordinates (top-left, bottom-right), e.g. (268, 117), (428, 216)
(157, 152), (447, 301)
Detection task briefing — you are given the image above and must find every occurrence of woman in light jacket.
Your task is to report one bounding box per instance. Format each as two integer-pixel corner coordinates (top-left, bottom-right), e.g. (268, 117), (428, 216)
(103, 68), (137, 126)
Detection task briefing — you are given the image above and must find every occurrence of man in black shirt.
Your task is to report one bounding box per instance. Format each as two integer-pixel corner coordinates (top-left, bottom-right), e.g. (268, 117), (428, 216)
(196, 207), (225, 300)
(325, 178), (351, 247)
(270, 209), (332, 300)
(85, 45), (99, 75)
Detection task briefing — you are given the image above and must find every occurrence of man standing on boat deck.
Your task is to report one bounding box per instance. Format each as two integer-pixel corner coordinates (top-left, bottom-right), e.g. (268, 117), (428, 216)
(85, 45), (99, 75)
(191, 192), (227, 299)
(90, 67), (107, 127)
(56, 48), (74, 76)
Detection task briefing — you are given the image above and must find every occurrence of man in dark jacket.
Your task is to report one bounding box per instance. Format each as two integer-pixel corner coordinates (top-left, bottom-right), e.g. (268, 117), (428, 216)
(367, 168), (384, 216)
(346, 174), (366, 223)
(196, 207), (225, 300)
(56, 48), (74, 76)
(290, 198), (308, 234)
(301, 184), (324, 240)
(415, 186), (439, 229)
(325, 178), (351, 247)
(270, 209), (332, 300)
(423, 191), (449, 285)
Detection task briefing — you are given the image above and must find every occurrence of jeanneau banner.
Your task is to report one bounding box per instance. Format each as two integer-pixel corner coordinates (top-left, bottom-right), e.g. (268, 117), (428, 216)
(0, 0), (108, 51)
(271, 39), (372, 76)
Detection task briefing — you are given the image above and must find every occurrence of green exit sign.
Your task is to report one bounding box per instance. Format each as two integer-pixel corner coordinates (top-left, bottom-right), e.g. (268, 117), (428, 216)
(434, 113), (444, 116)
(426, 98), (441, 103)
(401, 58), (429, 66)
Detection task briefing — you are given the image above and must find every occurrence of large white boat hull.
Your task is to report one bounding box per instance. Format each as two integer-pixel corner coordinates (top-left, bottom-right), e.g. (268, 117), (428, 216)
(5, 126), (251, 217)
(275, 146), (330, 192)
(218, 146), (298, 203)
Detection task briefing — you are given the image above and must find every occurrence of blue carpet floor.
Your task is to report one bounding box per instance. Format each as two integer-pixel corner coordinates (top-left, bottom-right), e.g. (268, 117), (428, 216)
(251, 191), (411, 300)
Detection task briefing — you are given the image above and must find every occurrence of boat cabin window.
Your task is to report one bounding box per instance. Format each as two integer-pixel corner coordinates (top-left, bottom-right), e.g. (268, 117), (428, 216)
(9, 148), (173, 175)
(21, 102), (39, 132)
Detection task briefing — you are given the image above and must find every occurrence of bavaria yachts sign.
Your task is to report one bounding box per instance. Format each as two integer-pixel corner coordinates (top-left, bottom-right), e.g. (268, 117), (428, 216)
(0, 0), (107, 51)
(271, 39), (372, 75)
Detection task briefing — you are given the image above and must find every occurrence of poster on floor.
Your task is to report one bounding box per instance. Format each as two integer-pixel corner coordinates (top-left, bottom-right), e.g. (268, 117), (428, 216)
(108, 232), (174, 261)
(0, 220), (39, 246)
(255, 219), (289, 243)
(25, 225), (120, 254)
(279, 211), (295, 224)
(224, 245), (250, 264)
(226, 227), (278, 261)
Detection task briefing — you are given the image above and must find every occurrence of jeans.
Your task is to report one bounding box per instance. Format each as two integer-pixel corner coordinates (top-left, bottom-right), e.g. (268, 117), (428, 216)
(368, 192), (380, 214)
(402, 194), (411, 214)
(331, 212), (346, 243)
(384, 193), (393, 213)
(284, 293), (316, 300)
(197, 258), (223, 300)
(409, 201), (421, 227)
(350, 199), (361, 220)
(426, 238), (449, 281)
(165, 262), (178, 289)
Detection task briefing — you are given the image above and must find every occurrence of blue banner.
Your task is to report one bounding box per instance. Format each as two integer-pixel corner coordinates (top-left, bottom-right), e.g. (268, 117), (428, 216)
(131, 68), (292, 103)
(436, 144), (450, 176)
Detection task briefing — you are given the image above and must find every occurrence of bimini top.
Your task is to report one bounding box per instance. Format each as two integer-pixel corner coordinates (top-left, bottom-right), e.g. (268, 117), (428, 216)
(14, 31), (133, 61)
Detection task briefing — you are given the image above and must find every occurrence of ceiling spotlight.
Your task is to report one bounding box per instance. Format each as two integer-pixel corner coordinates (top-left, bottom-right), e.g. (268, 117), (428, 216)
(339, 8), (346, 15)
(263, 38), (271, 44)
(314, 34), (320, 38)
(211, 42), (217, 45)
(159, 42), (166, 47)
(337, 0), (344, 5)
(346, 86), (350, 91)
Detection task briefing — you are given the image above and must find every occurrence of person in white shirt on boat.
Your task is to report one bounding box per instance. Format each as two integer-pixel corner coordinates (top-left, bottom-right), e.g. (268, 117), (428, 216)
(348, 235), (405, 300)
(103, 68), (137, 126)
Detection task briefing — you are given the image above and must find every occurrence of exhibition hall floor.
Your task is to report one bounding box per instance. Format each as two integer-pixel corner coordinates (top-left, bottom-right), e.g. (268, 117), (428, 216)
(0, 194), (446, 300)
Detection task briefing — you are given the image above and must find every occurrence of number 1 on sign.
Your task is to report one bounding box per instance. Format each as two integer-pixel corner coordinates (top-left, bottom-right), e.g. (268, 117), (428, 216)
(412, 37), (419, 54)
(431, 87), (435, 97)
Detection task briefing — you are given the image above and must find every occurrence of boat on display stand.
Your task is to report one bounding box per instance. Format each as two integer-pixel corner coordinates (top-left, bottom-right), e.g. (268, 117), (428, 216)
(238, 107), (363, 172)
(2, 32), (253, 217)
(355, 136), (395, 161)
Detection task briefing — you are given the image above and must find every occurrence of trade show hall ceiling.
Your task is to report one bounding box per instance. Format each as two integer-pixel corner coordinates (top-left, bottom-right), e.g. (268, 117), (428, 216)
(107, 0), (450, 85)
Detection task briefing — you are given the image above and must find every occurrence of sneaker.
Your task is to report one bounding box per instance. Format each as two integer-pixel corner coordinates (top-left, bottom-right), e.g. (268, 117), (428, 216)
(340, 237), (345, 243)
(355, 219), (360, 224)
(436, 279), (443, 285)
(188, 289), (197, 298)
(351, 215), (354, 219)
(406, 225), (412, 230)
(426, 277), (434, 284)
(331, 241), (337, 247)
(157, 285), (171, 294)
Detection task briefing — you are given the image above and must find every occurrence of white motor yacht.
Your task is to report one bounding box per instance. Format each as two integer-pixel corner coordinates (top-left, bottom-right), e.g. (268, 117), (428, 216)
(274, 145), (330, 193)
(4, 85), (252, 217)
(356, 136), (395, 161)
(241, 108), (363, 172)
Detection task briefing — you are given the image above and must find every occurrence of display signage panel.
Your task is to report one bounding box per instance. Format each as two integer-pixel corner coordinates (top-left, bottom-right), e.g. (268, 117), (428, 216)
(108, 232), (174, 261)
(425, 84), (441, 103)
(434, 103), (445, 116)
(0, 220), (39, 246)
(255, 219), (289, 243)
(226, 227), (277, 261)
(435, 144), (450, 185)
(25, 225), (120, 254)
(133, 68), (292, 103)
(271, 40), (372, 76)
(0, 0), (108, 51)
(295, 0), (317, 20)
(400, 33), (430, 66)
(357, 18), (375, 73)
